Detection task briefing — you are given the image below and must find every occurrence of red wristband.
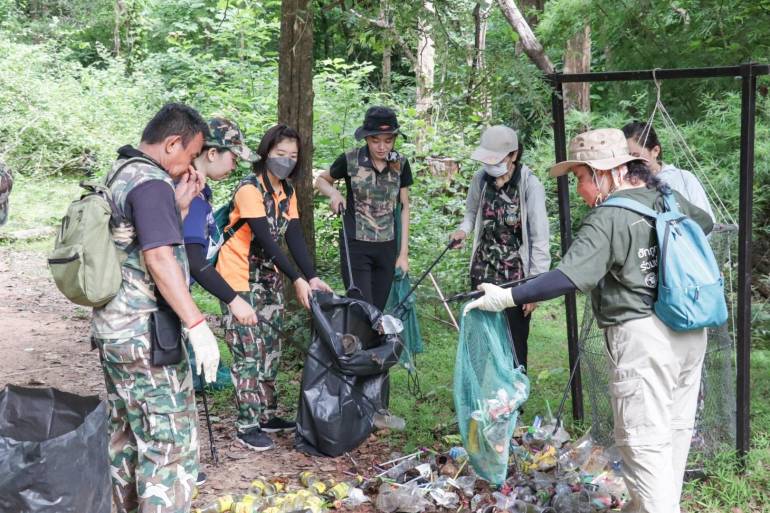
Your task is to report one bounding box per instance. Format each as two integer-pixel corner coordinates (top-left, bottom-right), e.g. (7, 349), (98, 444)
(188, 317), (205, 330)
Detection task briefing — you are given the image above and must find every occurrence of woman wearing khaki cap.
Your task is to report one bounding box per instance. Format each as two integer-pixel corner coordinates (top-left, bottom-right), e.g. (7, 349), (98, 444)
(465, 128), (713, 513)
(449, 125), (550, 370)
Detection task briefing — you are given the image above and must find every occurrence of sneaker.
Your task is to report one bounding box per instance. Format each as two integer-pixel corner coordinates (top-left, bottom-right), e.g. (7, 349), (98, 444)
(236, 428), (275, 451)
(196, 471), (207, 486)
(261, 416), (296, 433)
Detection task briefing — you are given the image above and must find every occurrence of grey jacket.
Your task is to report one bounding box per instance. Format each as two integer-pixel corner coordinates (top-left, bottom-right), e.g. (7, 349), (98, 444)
(458, 165), (551, 277)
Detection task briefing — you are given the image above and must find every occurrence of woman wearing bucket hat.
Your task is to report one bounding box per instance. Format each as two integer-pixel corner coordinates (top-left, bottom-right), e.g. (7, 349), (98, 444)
(464, 128), (713, 513)
(216, 124), (333, 451)
(315, 106), (413, 310)
(449, 125), (550, 371)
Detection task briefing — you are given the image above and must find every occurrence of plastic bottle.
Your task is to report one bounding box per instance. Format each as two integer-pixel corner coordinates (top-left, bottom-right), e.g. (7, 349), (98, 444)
(248, 479), (277, 497)
(373, 411), (406, 431)
(299, 471), (328, 495)
(194, 495), (234, 513)
(229, 494), (263, 513)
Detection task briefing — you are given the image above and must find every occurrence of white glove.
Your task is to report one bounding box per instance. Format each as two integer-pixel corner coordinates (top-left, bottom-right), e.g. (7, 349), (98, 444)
(463, 283), (516, 316)
(186, 321), (220, 384)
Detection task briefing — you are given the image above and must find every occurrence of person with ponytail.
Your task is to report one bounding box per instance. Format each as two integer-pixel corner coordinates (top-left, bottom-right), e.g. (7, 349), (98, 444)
(449, 125), (550, 371)
(622, 121), (715, 221)
(465, 128), (713, 513)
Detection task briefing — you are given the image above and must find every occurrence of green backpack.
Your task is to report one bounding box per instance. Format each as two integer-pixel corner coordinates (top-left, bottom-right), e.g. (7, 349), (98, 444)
(48, 158), (148, 307)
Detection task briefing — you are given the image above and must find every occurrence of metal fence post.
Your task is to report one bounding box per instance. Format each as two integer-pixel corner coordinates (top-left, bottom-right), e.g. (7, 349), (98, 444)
(550, 74), (584, 422)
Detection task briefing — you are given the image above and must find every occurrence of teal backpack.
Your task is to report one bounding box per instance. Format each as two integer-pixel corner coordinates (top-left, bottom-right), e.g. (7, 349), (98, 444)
(601, 192), (727, 331)
(207, 175), (260, 265)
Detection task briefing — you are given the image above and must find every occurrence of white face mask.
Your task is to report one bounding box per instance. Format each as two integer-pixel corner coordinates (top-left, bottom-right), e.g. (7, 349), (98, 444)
(483, 161), (508, 178)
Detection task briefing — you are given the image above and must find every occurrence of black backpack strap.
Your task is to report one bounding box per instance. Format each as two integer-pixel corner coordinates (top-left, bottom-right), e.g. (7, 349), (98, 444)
(221, 174), (261, 245)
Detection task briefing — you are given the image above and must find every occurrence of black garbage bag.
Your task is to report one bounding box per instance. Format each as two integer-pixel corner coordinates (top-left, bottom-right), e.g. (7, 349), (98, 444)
(0, 385), (111, 513)
(295, 292), (403, 457)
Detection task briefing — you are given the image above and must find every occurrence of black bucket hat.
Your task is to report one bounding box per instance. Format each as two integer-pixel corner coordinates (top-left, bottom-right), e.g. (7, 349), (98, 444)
(354, 106), (403, 141)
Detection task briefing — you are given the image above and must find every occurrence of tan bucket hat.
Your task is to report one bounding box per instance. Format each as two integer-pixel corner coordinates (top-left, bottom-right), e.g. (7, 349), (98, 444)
(549, 128), (645, 177)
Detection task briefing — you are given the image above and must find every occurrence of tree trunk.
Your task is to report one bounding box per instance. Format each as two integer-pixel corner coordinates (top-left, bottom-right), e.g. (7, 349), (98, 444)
(563, 24), (591, 113)
(415, 0), (436, 151)
(278, 0), (316, 260)
(496, 0), (554, 74)
(382, 42), (392, 92)
(114, 0), (125, 57)
(467, 1), (491, 121)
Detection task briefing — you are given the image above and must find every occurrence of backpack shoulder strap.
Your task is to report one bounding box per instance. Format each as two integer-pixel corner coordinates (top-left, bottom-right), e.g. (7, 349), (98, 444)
(105, 157), (156, 188)
(600, 197), (660, 219)
(221, 174), (261, 244)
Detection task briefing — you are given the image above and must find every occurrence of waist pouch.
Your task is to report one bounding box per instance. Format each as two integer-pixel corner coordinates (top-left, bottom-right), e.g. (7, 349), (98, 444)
(150, 302), (182, 366)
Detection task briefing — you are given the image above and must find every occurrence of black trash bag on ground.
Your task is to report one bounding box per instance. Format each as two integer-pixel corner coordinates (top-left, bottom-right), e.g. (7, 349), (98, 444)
(295, 292), (403, 457)
(0, 385), (111, 513)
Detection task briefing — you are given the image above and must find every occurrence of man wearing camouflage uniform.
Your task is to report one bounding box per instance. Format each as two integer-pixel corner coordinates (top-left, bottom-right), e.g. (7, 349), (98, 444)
(314, 106), (414, 311)
(0, 161), (12, 227)
(92, 103), (221, 513)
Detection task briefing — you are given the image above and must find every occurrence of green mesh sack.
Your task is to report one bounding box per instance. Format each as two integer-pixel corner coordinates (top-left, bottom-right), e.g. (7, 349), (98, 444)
(454, 308), (530, 485)
(385, 268), (424, 367)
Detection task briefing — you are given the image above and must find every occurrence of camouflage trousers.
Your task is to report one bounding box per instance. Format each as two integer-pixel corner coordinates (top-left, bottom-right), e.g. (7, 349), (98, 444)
(94, 333), (198, 513)
(222, 285), (284, 431)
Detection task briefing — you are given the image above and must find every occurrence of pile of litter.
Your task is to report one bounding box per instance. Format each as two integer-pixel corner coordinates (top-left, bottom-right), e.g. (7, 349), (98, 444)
(194, 418), (628, 513)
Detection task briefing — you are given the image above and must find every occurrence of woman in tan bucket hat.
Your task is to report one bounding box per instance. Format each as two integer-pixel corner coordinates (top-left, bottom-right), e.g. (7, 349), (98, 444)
(465, 128), (714, 513)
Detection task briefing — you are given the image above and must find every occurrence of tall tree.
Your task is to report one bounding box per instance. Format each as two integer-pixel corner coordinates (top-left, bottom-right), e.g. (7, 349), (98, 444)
(416, 0), (436, 134)
(563, 25), (591, 113)
(278, 0), (316, 258)
(496, 0), (554, 75)
(467, 0), (492, 121)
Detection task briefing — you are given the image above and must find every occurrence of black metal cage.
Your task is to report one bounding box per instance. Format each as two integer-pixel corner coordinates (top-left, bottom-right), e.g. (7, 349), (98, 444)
(548, 63), (770, 460)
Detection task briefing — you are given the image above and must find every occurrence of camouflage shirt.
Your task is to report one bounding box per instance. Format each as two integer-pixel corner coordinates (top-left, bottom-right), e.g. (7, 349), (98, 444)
(246, 173), (293, 288)
(329, 147), (412, 243)
(470, 175), (524, 287)
(91, 156), (189, 339)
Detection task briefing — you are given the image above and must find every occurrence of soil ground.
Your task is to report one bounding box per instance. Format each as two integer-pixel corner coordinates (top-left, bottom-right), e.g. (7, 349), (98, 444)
(0, 246), (391, 511)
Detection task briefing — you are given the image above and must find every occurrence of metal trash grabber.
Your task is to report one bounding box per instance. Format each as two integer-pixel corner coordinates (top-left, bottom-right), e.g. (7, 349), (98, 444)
(552, 351), (582, 436)
(428, 271), (459, 331)
(199, 370), (219, 466)
(337, 204), (364, 300)
(446, 272), (545, 303)
(388, 239), (454, 320)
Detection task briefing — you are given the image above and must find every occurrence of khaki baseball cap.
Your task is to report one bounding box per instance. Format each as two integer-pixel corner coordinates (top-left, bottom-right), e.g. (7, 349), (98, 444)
(549, 128), (645, 177)
(471, 125), (519, 165)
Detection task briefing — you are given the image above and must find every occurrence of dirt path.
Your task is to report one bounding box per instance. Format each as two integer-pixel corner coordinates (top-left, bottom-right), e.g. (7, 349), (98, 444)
(0, 247), (388, 510)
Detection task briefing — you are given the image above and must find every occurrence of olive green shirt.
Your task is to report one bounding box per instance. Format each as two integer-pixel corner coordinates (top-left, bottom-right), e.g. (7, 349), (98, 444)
(557, 188), (714, 328)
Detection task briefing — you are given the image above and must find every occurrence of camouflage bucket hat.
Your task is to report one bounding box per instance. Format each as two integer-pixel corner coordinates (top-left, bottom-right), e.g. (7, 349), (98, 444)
(206, 117), (259, 163)
(0, 163), (12, 227)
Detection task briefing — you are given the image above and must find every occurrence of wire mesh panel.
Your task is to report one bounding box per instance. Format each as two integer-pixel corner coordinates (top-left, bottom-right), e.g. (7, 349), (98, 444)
(577, 224), (738, 454)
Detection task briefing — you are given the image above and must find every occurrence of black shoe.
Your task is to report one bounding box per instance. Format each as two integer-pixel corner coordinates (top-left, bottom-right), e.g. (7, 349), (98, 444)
(261, 416), (296, 433)
(196, 471), (207, 486)
(237, 428), (275, 451)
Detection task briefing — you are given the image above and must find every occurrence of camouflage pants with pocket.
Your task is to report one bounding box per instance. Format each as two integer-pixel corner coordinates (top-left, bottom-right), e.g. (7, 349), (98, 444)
(221, 278), (284, 431)
(95, 333), (198, 513)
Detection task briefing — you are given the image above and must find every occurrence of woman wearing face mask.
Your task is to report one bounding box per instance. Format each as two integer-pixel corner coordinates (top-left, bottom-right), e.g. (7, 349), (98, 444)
(465, 128), (713, 513)
(216, 124), (332, 452)
(622, 121), (715, 221)
(315, 106), (413, 311)
(449, 125), (550, 371)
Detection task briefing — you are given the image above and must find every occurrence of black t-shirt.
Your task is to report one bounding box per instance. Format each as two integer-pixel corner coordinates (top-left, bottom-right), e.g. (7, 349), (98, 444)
(125, 180), (184, 251)
(329, 146), (413, 240)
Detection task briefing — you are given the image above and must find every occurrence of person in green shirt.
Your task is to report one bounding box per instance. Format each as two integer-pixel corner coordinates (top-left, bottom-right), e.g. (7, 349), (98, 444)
(465, 128), (713, 513)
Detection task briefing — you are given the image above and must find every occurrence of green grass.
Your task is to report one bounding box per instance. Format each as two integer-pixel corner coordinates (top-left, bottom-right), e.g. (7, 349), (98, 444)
(0, 174), (81, 252)
(8, 175), (770, 511)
